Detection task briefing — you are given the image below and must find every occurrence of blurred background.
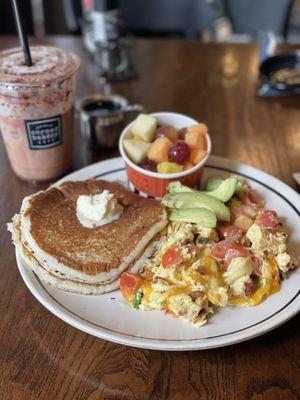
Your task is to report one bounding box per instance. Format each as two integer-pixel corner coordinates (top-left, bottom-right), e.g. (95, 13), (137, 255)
(1, 0), (300, 44)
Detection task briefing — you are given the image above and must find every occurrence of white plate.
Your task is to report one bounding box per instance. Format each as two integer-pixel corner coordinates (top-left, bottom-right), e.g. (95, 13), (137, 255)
(16, 156), (300, 351)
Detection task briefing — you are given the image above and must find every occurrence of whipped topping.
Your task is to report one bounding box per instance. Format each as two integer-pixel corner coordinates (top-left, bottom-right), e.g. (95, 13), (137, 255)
(76, 190), (123, 228)
(0, 46), (80, 87)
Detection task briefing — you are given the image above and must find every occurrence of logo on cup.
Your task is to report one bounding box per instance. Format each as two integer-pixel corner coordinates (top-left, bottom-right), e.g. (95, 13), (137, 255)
(25, 115), (62, 150)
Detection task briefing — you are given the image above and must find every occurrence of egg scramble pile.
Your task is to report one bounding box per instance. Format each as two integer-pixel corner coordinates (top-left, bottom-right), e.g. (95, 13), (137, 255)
(120, 179), (297, 327)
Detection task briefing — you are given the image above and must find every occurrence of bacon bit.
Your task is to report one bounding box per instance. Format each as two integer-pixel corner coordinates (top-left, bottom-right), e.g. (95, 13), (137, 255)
(196, 265), (205, 274)
(185, 243), (197, 255)
(189, 290), (204, 301)
(252, 257), (262, 276)
(217, 262), (227, 272)
(263, 249), (270, 257)
(244, 281), (255, 297)
(244, 276), (257, 297)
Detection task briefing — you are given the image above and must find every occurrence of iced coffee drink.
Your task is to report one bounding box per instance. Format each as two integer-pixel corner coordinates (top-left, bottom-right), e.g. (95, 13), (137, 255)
(0, 46), (80, 182)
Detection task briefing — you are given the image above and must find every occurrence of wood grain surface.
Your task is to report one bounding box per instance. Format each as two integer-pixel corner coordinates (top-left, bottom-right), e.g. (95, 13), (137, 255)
(0, 35), (299, 400)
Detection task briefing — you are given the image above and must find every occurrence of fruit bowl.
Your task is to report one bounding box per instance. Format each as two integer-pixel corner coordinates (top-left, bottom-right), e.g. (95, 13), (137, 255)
(119, 112), (212, 198)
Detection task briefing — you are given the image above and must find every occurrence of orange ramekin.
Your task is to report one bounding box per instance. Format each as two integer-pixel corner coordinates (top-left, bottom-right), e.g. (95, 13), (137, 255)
(119, 112), (212, 198)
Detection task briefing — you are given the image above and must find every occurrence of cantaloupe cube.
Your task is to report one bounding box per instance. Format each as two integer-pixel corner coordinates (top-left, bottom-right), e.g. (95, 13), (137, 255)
(190, 148), (207, 165)
(185, 130), (207, 150)
(147, 137), (172, 164)
(131, 114), (157, 142)
(189, 148), (196, 163)
(187, 123), (208, 135)
(183, 161), (194, 170)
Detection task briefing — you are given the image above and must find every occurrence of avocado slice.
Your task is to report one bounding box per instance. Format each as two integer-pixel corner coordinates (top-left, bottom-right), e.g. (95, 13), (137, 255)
(205, 178), (223, 192)
(168, 181), (194, 194)
(204, 178), (237, 203)
(162, 192), (230, 222)
(169, 208), (217, 227)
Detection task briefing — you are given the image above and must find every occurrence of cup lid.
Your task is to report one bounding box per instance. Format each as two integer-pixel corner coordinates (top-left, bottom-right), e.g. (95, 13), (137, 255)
(0, 46), (80, 87)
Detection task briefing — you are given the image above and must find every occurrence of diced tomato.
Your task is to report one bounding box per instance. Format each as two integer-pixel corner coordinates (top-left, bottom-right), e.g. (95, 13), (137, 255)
(217, 225), (242, 242)
(225, 244), (251, 264)
(211, 240), (233, 260)
(120, 273), (142, 300)
(252, 257), (262, 276)
(162, 247), (181, 268)
(240, 190), (260, 207)
(256, 210), (278, 228)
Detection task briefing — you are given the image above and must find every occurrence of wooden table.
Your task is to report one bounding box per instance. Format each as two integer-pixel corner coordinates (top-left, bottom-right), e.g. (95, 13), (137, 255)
(0, 35), (299, 400)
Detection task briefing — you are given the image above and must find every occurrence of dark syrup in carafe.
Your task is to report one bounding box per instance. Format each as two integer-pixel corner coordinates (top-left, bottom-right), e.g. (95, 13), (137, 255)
(83, 99), (121, 118)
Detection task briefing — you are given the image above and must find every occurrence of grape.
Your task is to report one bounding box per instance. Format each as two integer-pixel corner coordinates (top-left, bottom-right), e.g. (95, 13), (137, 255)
(154, 125), (178, 142)
(177, 127), (187, 140)
(168, 141), (191, 164)
(137, 158), (157, 172)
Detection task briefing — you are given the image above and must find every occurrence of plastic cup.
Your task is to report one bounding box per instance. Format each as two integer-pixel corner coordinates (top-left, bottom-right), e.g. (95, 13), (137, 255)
(0, 46), (80, 183)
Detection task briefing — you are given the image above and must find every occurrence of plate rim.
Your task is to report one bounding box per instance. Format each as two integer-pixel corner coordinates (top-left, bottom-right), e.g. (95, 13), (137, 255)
(16, 155), (300, 350)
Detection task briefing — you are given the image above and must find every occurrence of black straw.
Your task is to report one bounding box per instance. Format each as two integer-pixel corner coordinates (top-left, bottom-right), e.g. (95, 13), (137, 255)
(12, 0), (32, 66)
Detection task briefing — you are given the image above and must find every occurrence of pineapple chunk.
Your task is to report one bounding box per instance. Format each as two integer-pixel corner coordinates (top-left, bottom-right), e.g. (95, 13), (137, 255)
(123, 139), (151, 164)
(131, 114), (157, 142)
(157, 162), (183, 174)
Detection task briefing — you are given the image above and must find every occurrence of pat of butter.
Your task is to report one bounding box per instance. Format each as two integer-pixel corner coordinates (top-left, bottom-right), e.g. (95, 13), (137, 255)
(76, 190), (123, 228)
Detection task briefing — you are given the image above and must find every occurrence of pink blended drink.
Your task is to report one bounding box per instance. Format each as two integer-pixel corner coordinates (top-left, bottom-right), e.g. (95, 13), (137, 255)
(0, 46), (80, 183)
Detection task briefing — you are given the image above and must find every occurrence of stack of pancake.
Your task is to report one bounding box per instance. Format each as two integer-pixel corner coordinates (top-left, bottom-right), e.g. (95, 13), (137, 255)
(9, 180), (167, 294)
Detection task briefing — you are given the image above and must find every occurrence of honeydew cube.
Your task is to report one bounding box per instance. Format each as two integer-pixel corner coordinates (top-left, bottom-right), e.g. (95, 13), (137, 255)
(123, 139), (151, 164)
(131, 114), (157, 142)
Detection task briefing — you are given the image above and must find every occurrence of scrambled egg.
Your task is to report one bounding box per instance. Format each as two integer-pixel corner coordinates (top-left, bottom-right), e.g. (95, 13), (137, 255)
(246, 224), (268, 251)
(132, 213), (297, 325)
(138, 223), (221, 326)
(121, 182), (297, 327)
(224, 257), (253, 285)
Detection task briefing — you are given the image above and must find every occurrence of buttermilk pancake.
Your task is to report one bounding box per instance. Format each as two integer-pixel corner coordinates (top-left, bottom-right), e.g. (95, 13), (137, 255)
(9, 180), (167, 294)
